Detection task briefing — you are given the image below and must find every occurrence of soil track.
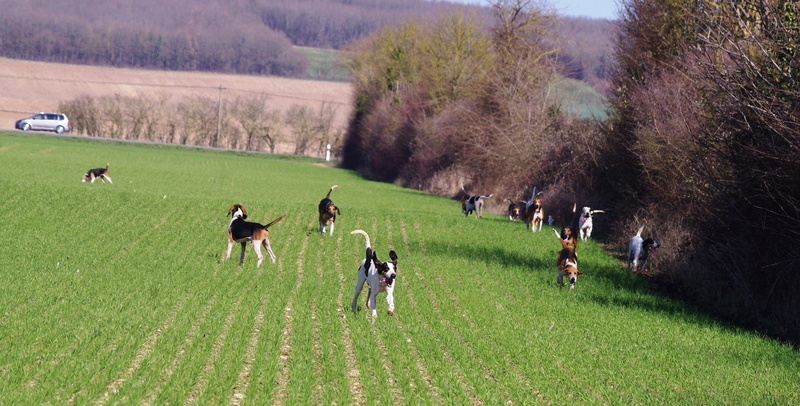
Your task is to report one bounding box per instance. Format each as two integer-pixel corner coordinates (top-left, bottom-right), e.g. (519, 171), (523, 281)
(0, 57), (353, 132)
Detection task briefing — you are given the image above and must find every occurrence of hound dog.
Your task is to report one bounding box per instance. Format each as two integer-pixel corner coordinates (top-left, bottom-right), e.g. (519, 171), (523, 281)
(318, 185), (341, 235)
(82, 163), (113, 183)
(523, 190), (544, 232)
(628, 225), (660, 272)
(350, 230), (398, 319)
(226, 204), (286, 268)
(560, 226), (578, 253)
(553, 229), (583, 289)
(579, 206), (605, 241)
(461, 193), (493, 218)
(505, 199), (525, 221)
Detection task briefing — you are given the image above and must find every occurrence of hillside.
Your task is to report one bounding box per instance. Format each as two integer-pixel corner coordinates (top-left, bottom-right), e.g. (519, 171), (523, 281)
(0, 57), (353, 137)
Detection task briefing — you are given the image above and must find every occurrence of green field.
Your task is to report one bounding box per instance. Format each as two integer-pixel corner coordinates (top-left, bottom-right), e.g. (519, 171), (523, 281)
(0, 132), (797, 404)
(296, 46), (350, 82)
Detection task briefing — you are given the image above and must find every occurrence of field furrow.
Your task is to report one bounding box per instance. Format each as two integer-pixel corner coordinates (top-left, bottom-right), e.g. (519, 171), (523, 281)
(411, 221), (515, 404)
(92, 299), (185, 405)
(184, 296), (244, 403)
(142, 293), (218, 405)
(272, 219), (311, 405)
(399, 220), (478, 404)
(334, 232), (366, 405)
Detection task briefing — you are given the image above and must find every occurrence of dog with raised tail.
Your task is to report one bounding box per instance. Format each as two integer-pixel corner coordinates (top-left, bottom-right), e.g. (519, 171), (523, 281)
(350, 230), (398, 319)
(461, 192), (493, 218)
(318, 185), (341, 235)
(579, 206), (605, 241)
(523, 188), (544, 232)
(82, 163), (112, 183)
(553, 228), (582, 289)
(628, 225), (660, 273)
(226, 204), (286, 268)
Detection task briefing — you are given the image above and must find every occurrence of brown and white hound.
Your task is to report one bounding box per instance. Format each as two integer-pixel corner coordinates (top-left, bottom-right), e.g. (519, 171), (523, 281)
(318, 185), (341, 235)
(553, 228), (583, 288)
(226, 204), (285, 268)
(523, 190), (544, 232)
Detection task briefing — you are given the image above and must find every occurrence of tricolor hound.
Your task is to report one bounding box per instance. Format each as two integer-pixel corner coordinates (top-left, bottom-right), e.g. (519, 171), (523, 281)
(523, 189), (544, 232)
(553, 229), (582, 288)
(579, 206), (605, 241)
(82, 163), (113, 183)
(627, 225), (660, 273)
(226, 204), (286, 268)
(318, 185), (341, 235)
(350, 230), (398, 319)
(505, 199), (525, 221)
(462, 193), (493, 218)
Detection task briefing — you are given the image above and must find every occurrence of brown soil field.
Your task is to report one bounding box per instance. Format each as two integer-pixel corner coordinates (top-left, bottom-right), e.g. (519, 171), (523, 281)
(0, 57), (353, 133)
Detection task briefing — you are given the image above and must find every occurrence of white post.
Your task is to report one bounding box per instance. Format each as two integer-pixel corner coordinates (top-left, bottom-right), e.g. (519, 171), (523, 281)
(326, 143), (331, 161)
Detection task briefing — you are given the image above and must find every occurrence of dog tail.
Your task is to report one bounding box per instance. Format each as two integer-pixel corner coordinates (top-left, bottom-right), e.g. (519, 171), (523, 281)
(635, 225), (645, 237)
(325, 185), (339, 199)
(264, 214), (286, 229)
(350, 229), (371, 248)
(553, 228), (569, 249)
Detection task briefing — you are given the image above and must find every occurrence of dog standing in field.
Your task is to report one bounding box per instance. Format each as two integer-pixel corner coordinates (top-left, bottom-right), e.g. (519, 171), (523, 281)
(82, 163), (112, 183)
(579, 206), (605, 241)
(318, 185), (341, 235)
(461, 193), (493, 218)
(553, 228), (582, 289)
(226, 204), (286, 268)
(505, 199), (525, 221)
(523, 189), (544, 232)
(350, 230), (398, 319)
(628, 225), (660, 273)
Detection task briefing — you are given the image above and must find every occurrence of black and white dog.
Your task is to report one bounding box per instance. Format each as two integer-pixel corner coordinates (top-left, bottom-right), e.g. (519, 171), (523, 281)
(226, 204), (285, 268)
(82, 163), (113, 183)
(627, 225), (660, 272)
(578, 206), (605, 241)
(462, 193), (493, 218)
(350, 230), (398, 319)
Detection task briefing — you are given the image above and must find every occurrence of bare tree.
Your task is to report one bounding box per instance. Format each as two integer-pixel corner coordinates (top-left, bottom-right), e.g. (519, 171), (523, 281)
(285, 104), (318, 156)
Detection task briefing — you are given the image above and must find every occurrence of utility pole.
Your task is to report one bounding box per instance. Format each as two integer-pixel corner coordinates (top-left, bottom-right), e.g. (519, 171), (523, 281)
(216, 85), (222, 147)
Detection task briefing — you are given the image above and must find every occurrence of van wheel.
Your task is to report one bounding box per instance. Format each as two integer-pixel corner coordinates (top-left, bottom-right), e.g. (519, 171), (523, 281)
(55, 126), (64, 134)
(22, 123), (31, 131)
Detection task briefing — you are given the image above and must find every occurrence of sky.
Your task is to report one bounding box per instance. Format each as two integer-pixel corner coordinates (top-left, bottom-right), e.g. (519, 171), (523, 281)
(451, 0), (619, 20)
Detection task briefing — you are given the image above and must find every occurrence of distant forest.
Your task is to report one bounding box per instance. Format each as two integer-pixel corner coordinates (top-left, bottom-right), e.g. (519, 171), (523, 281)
(0, 0), (612, 90)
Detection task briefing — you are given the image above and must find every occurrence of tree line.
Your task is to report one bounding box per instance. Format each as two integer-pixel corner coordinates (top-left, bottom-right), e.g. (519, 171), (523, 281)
(58, 94), (341, 157)
(341, 0), (800, 344)
(0, 0), (613, 92)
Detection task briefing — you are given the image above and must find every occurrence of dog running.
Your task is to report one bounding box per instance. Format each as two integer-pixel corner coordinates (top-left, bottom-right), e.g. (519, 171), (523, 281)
(505, 199), (525, 221)
(318, 185), (341, 235)
(553, 228), (583, 289)
(523, 189), (544, 232)
(225, 204), (286, 268)
(579, 206), (605, 241)
(627, 225), (660, 273)
(350, 230), (398, 319)
(82, 163), (112, 183)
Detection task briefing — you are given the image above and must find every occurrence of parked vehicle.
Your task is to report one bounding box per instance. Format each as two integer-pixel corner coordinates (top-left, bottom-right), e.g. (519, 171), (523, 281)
(15, 112), (70, 134)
